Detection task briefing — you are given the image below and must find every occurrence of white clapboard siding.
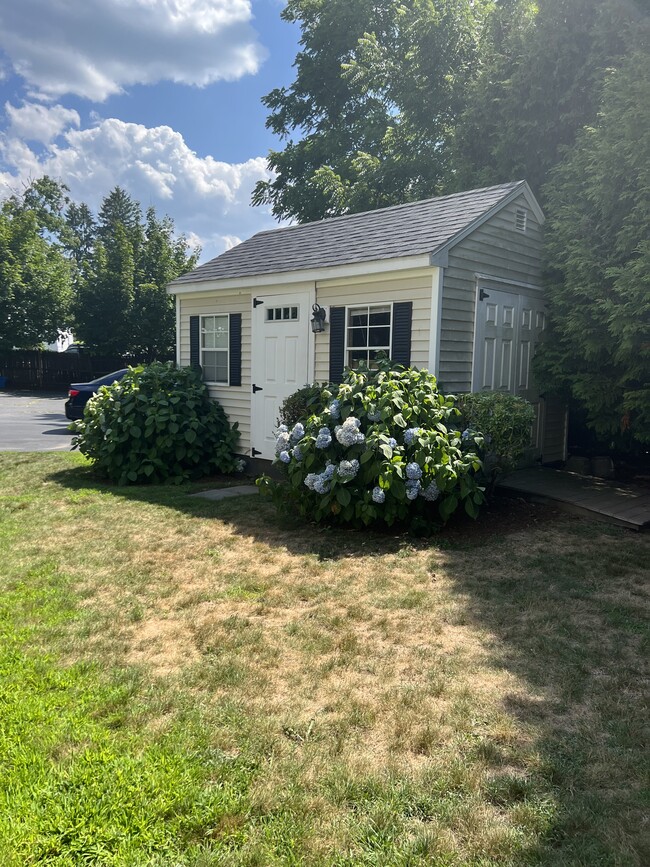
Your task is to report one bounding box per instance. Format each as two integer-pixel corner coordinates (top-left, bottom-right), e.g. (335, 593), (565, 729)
(178, 291), (252, 455)
(313, 269), (434, 382)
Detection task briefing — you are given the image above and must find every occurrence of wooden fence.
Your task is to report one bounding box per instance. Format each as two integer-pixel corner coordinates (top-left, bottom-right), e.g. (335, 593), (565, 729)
(0, 350), (163, 390)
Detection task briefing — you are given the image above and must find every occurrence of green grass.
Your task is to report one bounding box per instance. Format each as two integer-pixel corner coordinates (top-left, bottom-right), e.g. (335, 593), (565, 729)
(0, 452), (648, 865)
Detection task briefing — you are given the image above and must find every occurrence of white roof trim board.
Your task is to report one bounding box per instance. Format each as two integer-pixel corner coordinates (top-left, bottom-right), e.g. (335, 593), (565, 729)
(169, 180), (541, 290)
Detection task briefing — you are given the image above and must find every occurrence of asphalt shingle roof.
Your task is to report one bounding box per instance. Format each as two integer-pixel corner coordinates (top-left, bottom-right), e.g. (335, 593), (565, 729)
(170, 181), (524, 286)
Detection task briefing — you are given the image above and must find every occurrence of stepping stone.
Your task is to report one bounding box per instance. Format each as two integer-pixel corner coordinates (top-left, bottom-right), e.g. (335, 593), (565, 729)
(191, 485), (259, 501)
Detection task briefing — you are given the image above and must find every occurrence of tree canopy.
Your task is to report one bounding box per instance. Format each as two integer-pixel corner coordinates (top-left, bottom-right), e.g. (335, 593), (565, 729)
(252, 0), (492, 222)
(0, 180), (199, 357)
(536, 42), (650, 445)
(255, 0), (645, 220)
(0, 199), (71, 351)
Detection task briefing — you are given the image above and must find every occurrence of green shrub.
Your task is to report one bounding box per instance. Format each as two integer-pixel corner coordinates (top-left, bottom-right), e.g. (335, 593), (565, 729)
(71, 362), (240, 484)
(277, 383), (325, 428)
(258, 363), (485, 529)
(458, 392), (535, 488)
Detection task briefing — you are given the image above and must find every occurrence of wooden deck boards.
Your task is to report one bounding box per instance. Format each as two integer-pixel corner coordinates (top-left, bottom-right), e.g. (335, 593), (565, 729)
(498, 467), (650, 530)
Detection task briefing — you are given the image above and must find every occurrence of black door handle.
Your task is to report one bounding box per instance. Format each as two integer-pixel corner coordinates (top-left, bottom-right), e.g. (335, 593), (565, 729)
(252, 384), (263, 393)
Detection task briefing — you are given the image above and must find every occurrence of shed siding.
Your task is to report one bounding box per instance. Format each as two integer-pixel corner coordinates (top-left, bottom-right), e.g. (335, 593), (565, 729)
(178, 291), (252, 454)
(439, 193), (544, 393)
(313, 270), (434, 382)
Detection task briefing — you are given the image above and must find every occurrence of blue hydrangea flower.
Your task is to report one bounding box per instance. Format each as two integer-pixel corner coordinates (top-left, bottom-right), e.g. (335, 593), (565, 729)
(404, 427), (422, 446)
(461, 428), (470, 441)
(279, 450), (291, 464)
(275, 431), (291, 454)
(290, 422), (305, 442)
(405, 479), (421, 500)
(292, 446), (303, 462)
(372, 486), (385, 504)
(338, 459), (360, 480)
(367, 409), (381, 422)
(322, 463), (336, 480)
(421, 481), (440, 502)
(315, 427), (332, 449)
(328, 400), (341, 419)
(314, 477), (331, 495)
(277, 424), (288, 433)
(387, 437), (397, 449)
(405, 462), (423, 480)
(335, 417), (365, 447)
(304, 473), (318, 490)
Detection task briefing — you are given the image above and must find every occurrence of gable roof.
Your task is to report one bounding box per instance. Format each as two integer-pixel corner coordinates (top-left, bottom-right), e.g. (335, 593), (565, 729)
(170, 180), (536, 287)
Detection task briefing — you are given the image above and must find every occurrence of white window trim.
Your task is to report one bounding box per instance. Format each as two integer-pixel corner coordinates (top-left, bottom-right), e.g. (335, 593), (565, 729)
(201, 313), (229, 385)
(265, 304), (301, 322)
(344, 302), (393, 369)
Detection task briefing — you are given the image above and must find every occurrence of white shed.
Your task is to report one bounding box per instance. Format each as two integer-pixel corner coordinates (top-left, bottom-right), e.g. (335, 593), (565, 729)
(168, 180), (567, 463)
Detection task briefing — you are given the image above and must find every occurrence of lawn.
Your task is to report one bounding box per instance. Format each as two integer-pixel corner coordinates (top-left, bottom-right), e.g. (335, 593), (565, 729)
(0, 452), (648, 866)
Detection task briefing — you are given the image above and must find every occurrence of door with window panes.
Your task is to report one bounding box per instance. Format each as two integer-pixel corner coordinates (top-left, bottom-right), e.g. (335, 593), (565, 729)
(346, 305), (391, 369)
(251, 292), (311, 459)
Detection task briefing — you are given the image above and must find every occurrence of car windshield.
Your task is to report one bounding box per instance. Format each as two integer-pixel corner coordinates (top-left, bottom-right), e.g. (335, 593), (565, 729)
(87, 369), (129, 386)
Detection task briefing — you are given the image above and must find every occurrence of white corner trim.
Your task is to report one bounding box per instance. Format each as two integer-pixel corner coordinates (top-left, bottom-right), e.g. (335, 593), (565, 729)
(428, 266), (444, 377)
(308, 281), (316, 383)
(175, 294), (181, 366)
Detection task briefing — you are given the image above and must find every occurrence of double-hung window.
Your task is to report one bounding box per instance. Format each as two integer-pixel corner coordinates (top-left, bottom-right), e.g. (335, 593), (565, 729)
(346, 304), (392, 369)
(201, 315), (229, 383)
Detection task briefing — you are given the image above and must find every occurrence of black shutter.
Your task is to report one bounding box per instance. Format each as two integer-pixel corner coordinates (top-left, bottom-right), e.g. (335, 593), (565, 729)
(189, 316), (200, 369)
(391, 302), (412, 367)
(329, 306), (346, 383)
(229, 313), (242, 387)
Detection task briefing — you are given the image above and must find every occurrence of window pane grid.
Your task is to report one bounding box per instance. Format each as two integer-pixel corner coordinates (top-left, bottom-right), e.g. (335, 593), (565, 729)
(346, 305), (391, 369)
(201, 315), (229, 384)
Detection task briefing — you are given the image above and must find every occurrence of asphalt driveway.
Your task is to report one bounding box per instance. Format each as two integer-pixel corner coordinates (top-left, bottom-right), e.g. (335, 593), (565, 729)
(0, 391), (75, 451)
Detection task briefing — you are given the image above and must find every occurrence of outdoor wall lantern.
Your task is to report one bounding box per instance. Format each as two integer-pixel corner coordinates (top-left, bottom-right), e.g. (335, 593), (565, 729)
(311, 303), (327, 333)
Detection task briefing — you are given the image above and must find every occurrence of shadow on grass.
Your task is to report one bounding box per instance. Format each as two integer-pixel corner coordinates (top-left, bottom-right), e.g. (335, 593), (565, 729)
(46, 462), (649, 862)
(45, 462), (554, 561)
(438, 522), (649, 865)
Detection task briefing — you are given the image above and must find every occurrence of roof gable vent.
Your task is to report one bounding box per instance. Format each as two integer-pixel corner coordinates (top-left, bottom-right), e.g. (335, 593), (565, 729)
(515, 207), (528, 233)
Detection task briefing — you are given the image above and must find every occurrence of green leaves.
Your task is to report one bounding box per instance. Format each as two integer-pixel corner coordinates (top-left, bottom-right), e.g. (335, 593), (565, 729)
(270, 365), (485, 528)
(71, 363), (240, 484)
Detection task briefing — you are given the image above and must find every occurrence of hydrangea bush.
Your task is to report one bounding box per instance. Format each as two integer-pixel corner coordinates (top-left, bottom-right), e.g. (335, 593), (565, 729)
(259, 364), (486, 528)
(458, 392), (536, 491)
(71, 362), (240, 485)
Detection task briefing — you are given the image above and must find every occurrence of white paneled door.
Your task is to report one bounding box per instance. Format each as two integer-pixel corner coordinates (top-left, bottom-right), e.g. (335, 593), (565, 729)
(250, 292), (311, 459)
(473, 283), (547, 455)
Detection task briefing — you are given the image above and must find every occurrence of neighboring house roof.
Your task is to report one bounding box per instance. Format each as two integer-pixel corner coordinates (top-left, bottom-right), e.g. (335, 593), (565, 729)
(170, 180), (539, 287)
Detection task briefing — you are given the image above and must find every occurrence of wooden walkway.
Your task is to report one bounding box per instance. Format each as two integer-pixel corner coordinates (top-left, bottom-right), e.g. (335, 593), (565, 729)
(498, 467), (650, 531)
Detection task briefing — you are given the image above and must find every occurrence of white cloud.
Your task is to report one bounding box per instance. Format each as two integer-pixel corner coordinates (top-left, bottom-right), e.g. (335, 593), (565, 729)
(5, 102), (80, 144)
(0, 111), (279, 262)
(0, 0), (265, 101)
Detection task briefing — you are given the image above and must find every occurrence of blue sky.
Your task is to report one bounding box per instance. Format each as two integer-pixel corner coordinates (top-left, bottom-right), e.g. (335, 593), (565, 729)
(0, 0), (300, 261)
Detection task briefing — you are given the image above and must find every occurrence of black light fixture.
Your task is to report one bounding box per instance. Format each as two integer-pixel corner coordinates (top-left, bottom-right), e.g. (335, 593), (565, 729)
(311, 303), (327, 333)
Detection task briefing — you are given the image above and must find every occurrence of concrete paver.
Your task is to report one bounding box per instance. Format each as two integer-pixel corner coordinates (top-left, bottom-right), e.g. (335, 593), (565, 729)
(191, 485), (259, 501)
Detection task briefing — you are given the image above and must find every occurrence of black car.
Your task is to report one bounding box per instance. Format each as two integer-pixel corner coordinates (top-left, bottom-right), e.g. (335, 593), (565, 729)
(65, 369), (129, 420)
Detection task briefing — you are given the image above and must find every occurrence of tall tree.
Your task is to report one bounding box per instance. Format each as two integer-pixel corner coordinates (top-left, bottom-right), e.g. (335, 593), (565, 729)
(452, 0), (643, 196)
(74, 224), (135, 355)
(253, 0), (491, 222)
(74, 193), (198, 357)
(0, 201), (71, 350)
(535, 40), (650, 446)
(131, 209), (200, 360)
